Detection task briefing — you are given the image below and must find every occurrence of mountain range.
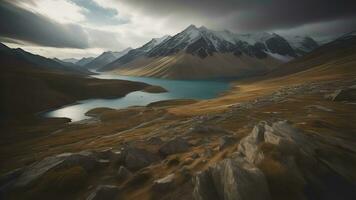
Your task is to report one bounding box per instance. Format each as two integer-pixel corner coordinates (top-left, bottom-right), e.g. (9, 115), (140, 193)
(99, 25), (320, 79)
(83, 48), (132, 69)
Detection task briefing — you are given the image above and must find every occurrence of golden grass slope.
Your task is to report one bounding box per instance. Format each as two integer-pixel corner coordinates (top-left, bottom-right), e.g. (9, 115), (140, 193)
(110, 53), (282, 79)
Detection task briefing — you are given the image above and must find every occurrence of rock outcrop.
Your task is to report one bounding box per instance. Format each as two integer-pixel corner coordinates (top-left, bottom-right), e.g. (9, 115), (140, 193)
(116, 166), (132, 181)
(219, 136), (237, 150)
(87, 185), (120, 200)
(152, 173), (175, 192)
(193, 158), (270, 200)
(122, 147), (160, 170)
(326, 86), (356, 102)
(159, 137), (190, 157)
(193, 120), (316, 200)
(237, 121), (314, 165)
(11, 151), (100, 188)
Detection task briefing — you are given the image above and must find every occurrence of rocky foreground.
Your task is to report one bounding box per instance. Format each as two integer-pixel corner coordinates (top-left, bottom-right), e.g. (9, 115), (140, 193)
(1, 77), (356, 200)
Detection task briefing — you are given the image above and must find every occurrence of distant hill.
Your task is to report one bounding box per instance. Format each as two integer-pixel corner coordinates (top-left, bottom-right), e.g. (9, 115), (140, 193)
(76, 57), (95, 66)
(0, 43), (90, 75)
(84, 48), (132, 69)
(62, 58), (79, 64)
(0, 43), (150, 118)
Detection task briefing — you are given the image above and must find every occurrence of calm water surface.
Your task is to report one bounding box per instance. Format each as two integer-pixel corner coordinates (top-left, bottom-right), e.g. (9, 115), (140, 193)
(45, 73), (233, 122)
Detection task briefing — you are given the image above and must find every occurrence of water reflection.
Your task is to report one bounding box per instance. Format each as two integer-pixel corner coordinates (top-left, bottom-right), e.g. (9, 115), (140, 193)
(45, 74), (232, 122)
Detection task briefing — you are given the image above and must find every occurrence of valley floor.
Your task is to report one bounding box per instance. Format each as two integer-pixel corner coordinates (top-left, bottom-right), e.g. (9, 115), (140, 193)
(1, 60), (356, 199)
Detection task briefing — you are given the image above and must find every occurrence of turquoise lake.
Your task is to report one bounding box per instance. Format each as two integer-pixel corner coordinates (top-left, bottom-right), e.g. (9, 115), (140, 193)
(45, 73), (232, 122)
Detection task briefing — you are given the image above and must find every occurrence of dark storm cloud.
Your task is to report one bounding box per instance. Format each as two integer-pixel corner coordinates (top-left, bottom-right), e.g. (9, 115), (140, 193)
(120, 0), (356, 32)
(0, 1), (89, 48)
(70, 0), (129, 25)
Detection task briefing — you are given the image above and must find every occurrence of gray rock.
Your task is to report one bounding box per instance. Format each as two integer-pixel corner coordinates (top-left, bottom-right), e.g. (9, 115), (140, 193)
(123, 147), (160, 170)
(238, 121), (314, 165)
(193, 158), (270, 200)
(152, 173), (175, 192)
(179, 166), (192, 180)
(188, 125), (233, 135)
(96, 149), (116, 160)
(116, 166), (132, 180)
(147, 136), (163, 145)
(87, 185), (120, 200)
(305, 105), (333, 112)
(203, 149), (214, 158)
(218, 136), (236, 150)
(191, 153), (200, 159)
(237, 123), (266, 164)
(159, 137), (190, 156)
(326, 88), (356, 101)
(13, 151), (98, 188)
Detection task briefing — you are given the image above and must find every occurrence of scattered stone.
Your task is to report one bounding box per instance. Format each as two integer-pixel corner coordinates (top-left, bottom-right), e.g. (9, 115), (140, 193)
(188, 125), (233, 135)
(193, 158), (270, 200)
(219, 136), (237, 150)
(116, 166), (132, 181)
(305, 105), (333, 112)
(96, 149), (116, 160)
(122, 147), (160, 171)
(166, 157), (180, 166)
(126, 169), (152, 187)
(179, 166), (192, 180)
(182, 158), (194, 166)
(203, 149), (213, 158)
(152, 174), (175, 192)
(191, 153), (200, 159)
(147, 136), (163, 145)
(87, 185), (120, 200)
(159, 137), (190, 157)
(97, 159), (110, 167)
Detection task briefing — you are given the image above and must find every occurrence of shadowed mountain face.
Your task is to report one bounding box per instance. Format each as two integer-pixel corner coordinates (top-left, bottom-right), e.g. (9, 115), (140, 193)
(0, 43), (90, 75)
(0, 43), (150, 118)
(76, 57), (95, 66)
(99, 25), (319, 79)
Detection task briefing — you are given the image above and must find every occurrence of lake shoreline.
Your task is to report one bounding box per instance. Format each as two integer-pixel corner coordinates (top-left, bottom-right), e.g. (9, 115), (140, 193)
(44, 73), (233, 122)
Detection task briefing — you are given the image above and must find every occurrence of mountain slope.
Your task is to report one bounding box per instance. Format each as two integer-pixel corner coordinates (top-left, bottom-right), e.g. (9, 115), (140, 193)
(268, 31), (356, 79)
(76, 57), (95, 66)
(100, 25), (319, 79)
(0, 43), (152, 118)
(0, 43), (89, 75)
(85, 48), (132, 69)
(100, 36), (171, 71)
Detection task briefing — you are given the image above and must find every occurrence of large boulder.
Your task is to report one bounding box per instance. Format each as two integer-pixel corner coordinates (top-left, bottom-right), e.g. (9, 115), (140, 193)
(326, 87), (356, 102)
(193, 158), (270, 200)
(12, 151), (99, 188)
(152, 173), (175, 192)
(122, 147), (160, 170)
(116, 166), (132, 181)
(237, 121), (314, 165)
(159, 137), (190, 157)
(237, 123), (266, 164)
(219, 136), (237, 150)
(87, 185), (120, 200)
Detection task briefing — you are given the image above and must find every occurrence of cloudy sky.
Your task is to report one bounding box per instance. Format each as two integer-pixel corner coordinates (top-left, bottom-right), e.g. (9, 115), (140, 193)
(1, 0), (355, 59)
